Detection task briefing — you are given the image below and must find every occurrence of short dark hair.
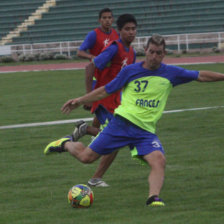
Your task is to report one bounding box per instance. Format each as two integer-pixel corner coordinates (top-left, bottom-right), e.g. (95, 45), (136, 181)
(146, 34), (166, 50)
(99, 8), (113, 19)
(116, 14), (137, 31)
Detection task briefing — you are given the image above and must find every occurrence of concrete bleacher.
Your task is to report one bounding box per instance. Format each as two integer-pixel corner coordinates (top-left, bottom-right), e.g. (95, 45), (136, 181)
(0, 0), (46, 39)
(1, 0), (224, 45)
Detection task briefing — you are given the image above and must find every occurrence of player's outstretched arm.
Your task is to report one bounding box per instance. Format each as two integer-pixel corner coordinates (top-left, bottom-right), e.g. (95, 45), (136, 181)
(61, 86), (109, 114)
(61, 98), (81, 114)
(197, 70), (224, 82)
(77, 49), (94, 61)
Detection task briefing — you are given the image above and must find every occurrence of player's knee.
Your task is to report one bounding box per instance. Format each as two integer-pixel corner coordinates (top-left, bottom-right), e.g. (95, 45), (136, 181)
(79, 147), (99, 164)
(79, 153), (94, 164)
(147, 151), (166, 169)
(158, 153), (166, 168)
(156, 153), (166, 169)
(79, 155), (94, 164)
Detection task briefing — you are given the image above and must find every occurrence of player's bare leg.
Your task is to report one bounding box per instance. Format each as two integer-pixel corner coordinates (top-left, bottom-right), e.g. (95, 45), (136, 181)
(88, 151), (118, 187)
(92, 151), (118, 177)
(86, 126), (100, 136)
(64, 141), (100, 163)
(72, 120), (114, 187)
(144, 151), (166, 206)
(92, 116), (101, 128)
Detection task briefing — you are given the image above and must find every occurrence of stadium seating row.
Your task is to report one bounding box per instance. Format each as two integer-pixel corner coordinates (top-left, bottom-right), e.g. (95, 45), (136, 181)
(0, 0), (46, 40)
(0, 0), (224, 45)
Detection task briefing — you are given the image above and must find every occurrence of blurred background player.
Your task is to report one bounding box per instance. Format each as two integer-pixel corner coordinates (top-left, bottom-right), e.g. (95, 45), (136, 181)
(81, 14), (137, 187)
(76, 8), (119, 129)
(77, 8), (119, 61)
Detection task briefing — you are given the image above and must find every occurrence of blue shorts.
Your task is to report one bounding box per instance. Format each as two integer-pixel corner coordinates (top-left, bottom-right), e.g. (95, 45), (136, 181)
(89, 115), (164, 162)
(92, 79), (97, 90)
(95, 105), (113, 127)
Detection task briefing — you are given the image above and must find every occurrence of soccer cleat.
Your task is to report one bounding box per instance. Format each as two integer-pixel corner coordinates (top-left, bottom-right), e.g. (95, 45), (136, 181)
(72, 120), (88, 141)
(146, 195), (165, 207)
(87, 178), (109, 187)
(44, 137), (71, 155)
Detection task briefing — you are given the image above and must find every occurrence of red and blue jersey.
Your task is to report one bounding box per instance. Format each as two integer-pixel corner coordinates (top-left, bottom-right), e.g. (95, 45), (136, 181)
(91, 39), (136, 114)
(79, 27), (119, 56)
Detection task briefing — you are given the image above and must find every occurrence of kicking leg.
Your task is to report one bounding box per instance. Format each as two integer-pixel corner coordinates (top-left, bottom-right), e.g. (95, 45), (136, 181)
(64, 141), (100, 164)
(44, 137), (100, 164)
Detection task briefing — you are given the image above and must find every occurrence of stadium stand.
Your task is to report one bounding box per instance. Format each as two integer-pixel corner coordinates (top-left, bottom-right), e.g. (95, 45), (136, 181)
(0, 0), (56, 45)
(0, 1), (46, 40)
(0, 0), (224, 47)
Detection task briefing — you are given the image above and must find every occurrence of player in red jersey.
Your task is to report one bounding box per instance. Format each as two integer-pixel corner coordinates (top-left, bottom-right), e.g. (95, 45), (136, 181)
(91, 39), (135, 115)
(72, 14), (137, 187)
(77, 8), (119, 128)
(77, 8), (119, 61)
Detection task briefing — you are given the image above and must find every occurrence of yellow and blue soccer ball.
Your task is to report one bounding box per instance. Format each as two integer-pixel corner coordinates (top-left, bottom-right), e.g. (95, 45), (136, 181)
(68, 184), (94, 208)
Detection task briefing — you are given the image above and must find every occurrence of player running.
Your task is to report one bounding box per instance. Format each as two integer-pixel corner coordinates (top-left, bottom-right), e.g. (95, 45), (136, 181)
(76, 8), (119, 124)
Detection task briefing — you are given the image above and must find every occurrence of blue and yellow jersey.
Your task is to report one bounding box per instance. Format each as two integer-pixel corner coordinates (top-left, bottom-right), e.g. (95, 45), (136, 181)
(105, 61), (199, 133)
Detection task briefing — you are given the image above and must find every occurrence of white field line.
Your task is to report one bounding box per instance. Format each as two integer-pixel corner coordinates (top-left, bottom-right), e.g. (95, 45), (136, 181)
(0, 67), (83, 74)
(1, 105), (224, 130)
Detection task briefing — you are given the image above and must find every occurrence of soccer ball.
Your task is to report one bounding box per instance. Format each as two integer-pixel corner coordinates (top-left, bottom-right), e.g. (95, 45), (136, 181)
(68, 184), (94, 208)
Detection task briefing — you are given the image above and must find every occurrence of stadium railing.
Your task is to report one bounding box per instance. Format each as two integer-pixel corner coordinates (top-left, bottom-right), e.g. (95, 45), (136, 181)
(1, 31), (223, 57)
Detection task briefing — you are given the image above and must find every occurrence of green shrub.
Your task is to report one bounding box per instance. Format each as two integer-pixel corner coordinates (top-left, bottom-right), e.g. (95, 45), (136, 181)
(0, 55), (15, 63)
(54, 54), (68, 60)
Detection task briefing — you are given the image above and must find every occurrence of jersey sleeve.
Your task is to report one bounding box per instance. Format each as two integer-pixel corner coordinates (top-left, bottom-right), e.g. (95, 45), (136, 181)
(93, 43), (118, 70)
(79, 30), (96, 51)
(170, 66), (199, 86)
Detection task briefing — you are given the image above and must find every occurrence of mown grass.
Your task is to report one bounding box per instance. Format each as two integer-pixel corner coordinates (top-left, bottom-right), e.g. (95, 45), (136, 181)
(0, 64), (224, 224)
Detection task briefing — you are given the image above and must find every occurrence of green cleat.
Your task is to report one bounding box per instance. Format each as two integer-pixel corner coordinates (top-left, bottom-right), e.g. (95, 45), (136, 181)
(44, 137), (71, 155)
(146, 195), (165, 207)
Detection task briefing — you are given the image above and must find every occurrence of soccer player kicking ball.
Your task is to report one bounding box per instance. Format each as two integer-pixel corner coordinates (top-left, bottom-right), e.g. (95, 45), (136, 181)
(44, 34), (224, 206)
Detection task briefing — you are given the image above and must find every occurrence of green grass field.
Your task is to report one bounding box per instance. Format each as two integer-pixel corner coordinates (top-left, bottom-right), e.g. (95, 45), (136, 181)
(0, 64), (224, 224)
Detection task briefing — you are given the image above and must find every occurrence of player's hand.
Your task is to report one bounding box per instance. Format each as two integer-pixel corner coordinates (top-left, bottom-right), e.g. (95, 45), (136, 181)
(61, 98), (81, 114)
(83, 102), (92, 111)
